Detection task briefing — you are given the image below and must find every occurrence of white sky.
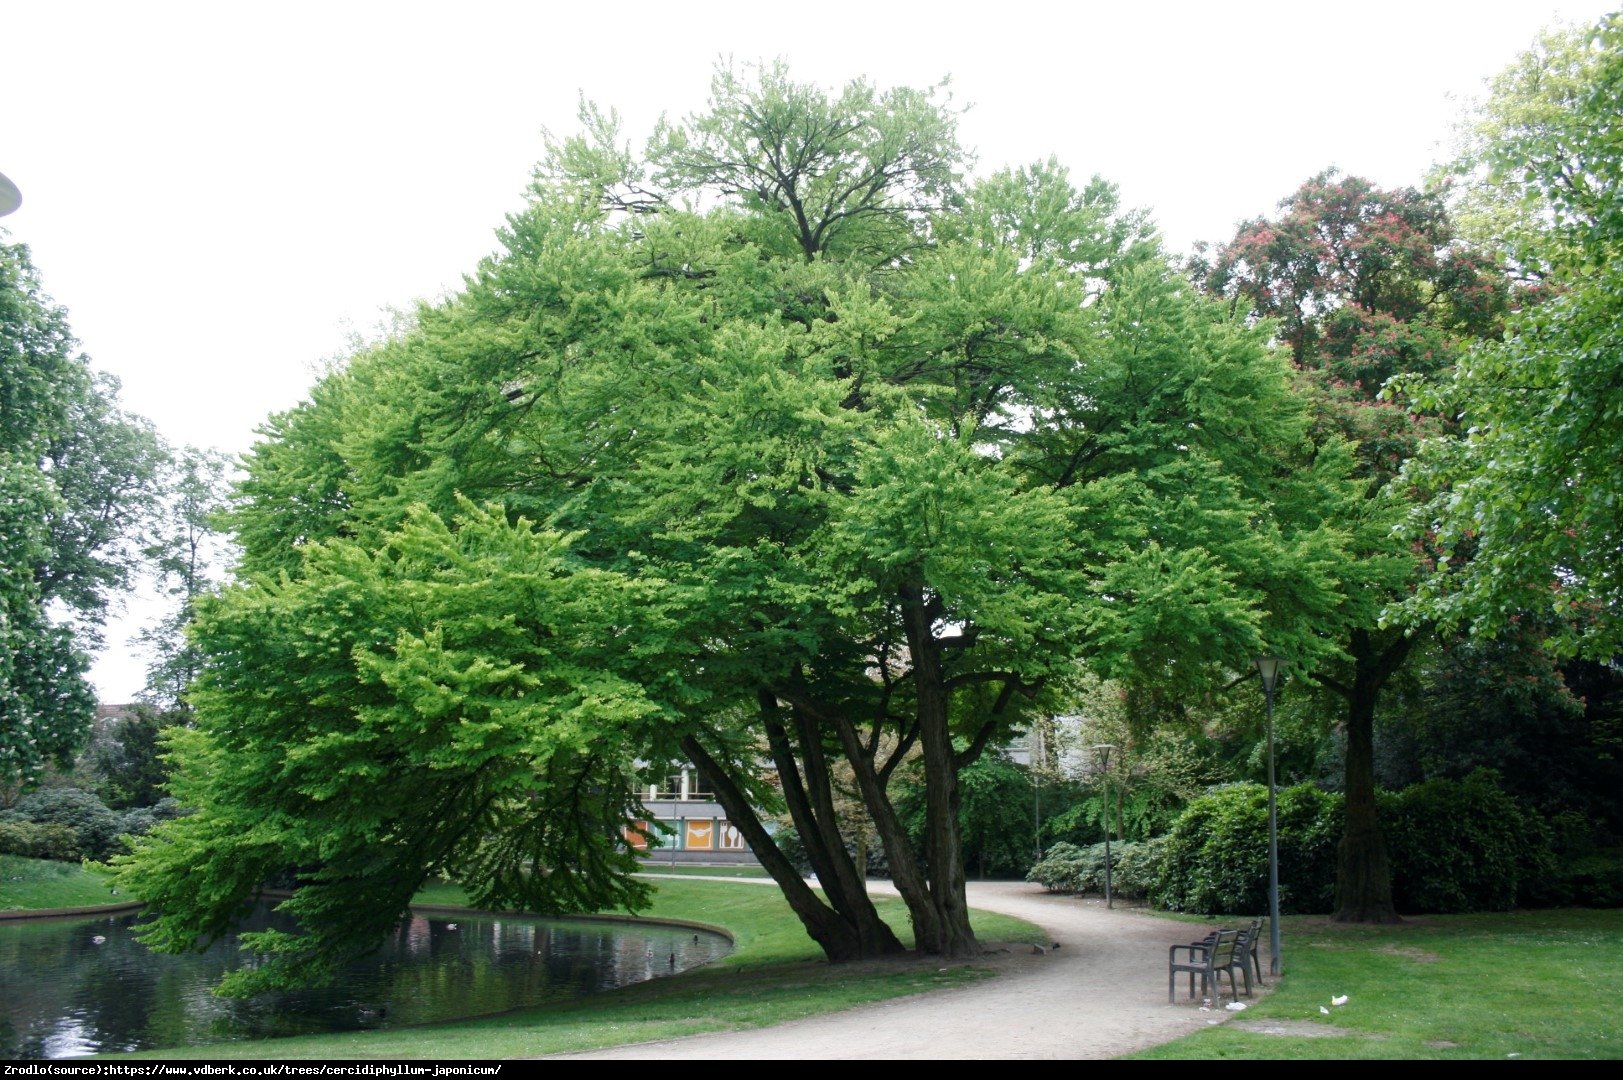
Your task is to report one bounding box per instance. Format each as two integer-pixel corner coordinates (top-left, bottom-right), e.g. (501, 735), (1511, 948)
(3, 0), (1615, 701)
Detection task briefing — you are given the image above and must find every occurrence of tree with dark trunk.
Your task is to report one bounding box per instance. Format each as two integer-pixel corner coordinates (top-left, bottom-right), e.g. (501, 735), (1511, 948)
(1198, 171), (1507, 922)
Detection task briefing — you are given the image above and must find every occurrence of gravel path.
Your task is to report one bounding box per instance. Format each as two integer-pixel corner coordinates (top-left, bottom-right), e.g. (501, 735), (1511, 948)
(548, 879), (1271, 1060)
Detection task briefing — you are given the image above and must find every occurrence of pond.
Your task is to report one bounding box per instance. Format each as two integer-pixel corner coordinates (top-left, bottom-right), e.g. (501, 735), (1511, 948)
(0, 901), (732, 1059)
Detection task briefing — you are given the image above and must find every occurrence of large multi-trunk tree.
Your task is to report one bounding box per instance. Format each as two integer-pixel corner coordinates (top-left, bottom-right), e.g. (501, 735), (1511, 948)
(123, 63), (1360, 984)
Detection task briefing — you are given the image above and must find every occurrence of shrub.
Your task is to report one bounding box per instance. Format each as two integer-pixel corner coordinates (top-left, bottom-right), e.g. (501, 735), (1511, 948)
(10, 788), (124, 861)
(1026, 839), (1159, 901)
(1151, 782), (1341, 916)
(0, 819), (80, 860)
(1027, 841), (1098, 893)
(1551, 849), (1623, 907)
(1382, 768), (1554, 913)
(1152, 770), (1575, 917)
(1112, 836), (1167, 899)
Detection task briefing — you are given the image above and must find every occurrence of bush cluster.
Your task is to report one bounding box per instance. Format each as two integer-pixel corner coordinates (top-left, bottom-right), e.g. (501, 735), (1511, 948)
(1025, 838), (1164, 901)
(1149, 769), (1592, 916)
(0, 789), (183, 862)
(1382, 770), (1548, 913)
(1150, 782), (1340, 916)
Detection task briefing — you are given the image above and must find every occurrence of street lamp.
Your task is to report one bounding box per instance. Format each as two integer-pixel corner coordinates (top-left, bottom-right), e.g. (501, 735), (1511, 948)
(1091, 744), (1116, 909)
(1254, 656), (1285, 976)
(0, 171), (21, 218)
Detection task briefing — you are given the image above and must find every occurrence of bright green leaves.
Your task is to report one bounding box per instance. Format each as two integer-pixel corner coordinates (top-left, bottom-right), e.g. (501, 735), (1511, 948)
(169, 61), (1387, 974)
(650, 61), (965, 263)
(116, 500), (665, 994)
(823, 418), (1079, 663)
(1393, 13), (1623, 660)
(950, 158), (1158, 283)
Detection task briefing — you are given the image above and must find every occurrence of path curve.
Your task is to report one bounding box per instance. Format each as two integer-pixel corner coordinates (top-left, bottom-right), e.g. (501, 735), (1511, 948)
(548, 880), (1269, 1059)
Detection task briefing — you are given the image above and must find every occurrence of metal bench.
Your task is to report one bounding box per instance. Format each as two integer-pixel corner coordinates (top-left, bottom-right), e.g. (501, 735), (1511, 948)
(1194, 918), (1265, 995)
(1168, 927), (1244, 1005)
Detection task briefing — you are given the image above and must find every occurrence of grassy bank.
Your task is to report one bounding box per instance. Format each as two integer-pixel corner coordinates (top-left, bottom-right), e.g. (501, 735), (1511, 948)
(1133, 908), (1623, 1060)
(0, 855), (121, 911)
(103, 876), (1045, 1060)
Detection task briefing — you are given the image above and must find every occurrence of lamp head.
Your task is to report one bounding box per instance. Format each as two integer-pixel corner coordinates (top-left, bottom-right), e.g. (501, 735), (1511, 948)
(0, 172), (20, 218)
(1255, 656), (1284, 695)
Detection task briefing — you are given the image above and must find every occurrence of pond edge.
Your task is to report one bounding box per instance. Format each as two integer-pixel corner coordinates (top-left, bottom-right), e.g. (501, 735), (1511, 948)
(2, 898), (734, 947)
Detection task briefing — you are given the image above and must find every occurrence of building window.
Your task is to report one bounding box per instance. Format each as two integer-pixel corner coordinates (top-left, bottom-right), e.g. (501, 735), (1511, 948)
(684, 819), (715, 850)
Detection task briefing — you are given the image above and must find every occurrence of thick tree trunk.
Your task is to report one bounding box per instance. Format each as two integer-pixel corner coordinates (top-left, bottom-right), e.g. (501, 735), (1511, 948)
(1331, 628), (1413, 924)
(760, 693), (905, 957)
(679, 734), (872, 961)
(901, 580), (978, 958)
(827, 709), (945, 951)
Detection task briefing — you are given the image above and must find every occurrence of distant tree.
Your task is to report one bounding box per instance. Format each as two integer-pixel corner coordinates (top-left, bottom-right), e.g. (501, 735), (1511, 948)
(1, 238), (165, 793)
(1432, 18), (1602, 279)
(897, 751), (1036, 880)
(1198, 170), (1507, 922)
(136, 447), (232, 712)
(1393, 13), (1623, 662)
(1378, 626), (1622, 845)
(85, 705), (172, 810)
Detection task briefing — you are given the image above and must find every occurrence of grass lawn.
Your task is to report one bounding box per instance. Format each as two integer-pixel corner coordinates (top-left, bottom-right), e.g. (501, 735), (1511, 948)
(0, 855), (123, 911)
(1131, 908), (1623, 1060)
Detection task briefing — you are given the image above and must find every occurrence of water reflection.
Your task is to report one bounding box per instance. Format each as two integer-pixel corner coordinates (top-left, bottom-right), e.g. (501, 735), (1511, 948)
(0, 902), (730, 1059)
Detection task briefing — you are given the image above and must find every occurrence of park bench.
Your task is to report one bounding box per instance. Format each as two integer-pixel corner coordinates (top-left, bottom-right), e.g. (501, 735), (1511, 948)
(1193, 917), (1265, 995)
(1236, 917), (1265, 991)
(1167, 927), (1245, 1005)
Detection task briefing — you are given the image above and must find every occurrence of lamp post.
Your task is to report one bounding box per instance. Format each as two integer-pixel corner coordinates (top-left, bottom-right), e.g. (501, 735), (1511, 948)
(1032, 722), (1044, 865)
(1254, 656), (1284, 976)
(1091, 744), (1116, 909)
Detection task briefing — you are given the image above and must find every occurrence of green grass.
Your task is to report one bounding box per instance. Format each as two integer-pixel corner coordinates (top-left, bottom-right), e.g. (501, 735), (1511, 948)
(0, 855), (123, 911)
(1131, 909), (1623, 1060)
(100, 876), (1046, 1060)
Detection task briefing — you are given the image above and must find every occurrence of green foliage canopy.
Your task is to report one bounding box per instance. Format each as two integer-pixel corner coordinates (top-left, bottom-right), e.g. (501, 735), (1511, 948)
(116, 500), (673, 994)
(1393, 12), (1623, 661)
(137, 62), (1369, 974)
(2, 238), (166, 792)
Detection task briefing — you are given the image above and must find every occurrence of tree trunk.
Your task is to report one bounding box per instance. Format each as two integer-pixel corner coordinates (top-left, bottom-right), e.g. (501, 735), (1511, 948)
(679, 734), (874, 961)
(827, 709), (945, 951)
(764, 693), (905, 957)
(901, 580), (978, 958)
(1331, 628), (1413, 924)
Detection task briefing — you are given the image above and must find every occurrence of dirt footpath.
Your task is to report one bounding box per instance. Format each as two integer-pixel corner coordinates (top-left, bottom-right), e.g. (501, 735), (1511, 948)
(548, 880), (1269, 1060)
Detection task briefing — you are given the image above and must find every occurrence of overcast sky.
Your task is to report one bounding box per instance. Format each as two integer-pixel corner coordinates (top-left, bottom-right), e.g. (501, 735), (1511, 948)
(4, 0), (1615, 700)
